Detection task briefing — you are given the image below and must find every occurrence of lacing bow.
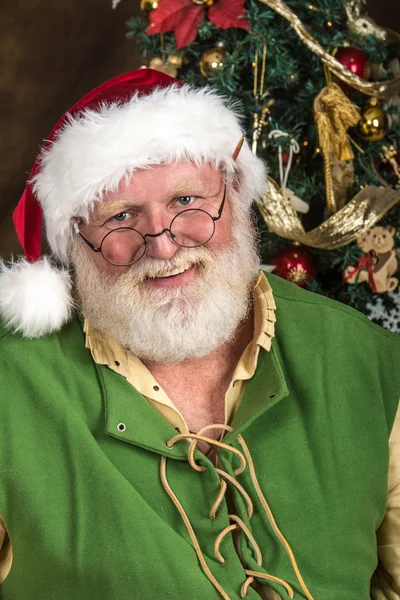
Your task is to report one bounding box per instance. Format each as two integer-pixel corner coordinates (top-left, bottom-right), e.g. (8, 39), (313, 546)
(161, 424), (314, 600)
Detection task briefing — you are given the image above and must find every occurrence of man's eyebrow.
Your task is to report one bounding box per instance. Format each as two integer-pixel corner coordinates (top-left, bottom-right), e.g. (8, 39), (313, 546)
(97, 199), (140, 216)
(169, 179), (215, 196)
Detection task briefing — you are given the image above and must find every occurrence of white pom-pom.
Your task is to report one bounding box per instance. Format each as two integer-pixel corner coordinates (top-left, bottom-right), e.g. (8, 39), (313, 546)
(0, 257), (73, 338)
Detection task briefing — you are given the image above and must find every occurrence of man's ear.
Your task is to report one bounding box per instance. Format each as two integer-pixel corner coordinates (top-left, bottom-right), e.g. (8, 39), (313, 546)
(71, 217), (80, 235)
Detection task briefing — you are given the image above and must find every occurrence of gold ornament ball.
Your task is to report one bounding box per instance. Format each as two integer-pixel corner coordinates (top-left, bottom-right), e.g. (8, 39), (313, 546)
(140, 0), (158, 14)
(168, 54), (183, 69)
(357, 105), (389, 142)
(199, 48), (225, 78)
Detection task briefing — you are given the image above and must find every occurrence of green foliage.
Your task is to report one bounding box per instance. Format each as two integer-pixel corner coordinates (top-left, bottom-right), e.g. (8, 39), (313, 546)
(126, 0), (400, 329)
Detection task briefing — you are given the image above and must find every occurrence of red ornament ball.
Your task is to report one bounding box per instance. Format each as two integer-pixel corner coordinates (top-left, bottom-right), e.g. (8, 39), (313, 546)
(281, 139), (313, 167)
(281, 151), (290, 166)
(271, 245), (316, 287)
(335, 47), (371, 93)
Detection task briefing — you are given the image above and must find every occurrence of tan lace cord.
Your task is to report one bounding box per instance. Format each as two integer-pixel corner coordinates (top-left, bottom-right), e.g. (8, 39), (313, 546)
(214, 469), (254, 519)
(162, 424), (314, 600)
(244, 570), (295, 598)
(160, 455), (231, 600)
(215, 514), (287, 599)
(215, 514), (263, 565)
(209, 479), (228, 519)
(241, 574), (255, 598)
(237, 436), (314, 600)
(214, 524), (238, 564)
(166, 431), (246, 474)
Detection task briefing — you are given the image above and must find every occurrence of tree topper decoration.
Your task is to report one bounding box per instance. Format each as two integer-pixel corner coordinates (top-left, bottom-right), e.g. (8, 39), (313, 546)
(147, 0), (250, 49)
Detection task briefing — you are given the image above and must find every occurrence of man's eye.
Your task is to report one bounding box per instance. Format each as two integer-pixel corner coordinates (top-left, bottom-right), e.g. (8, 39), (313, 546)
(175, 196), (196, 207)
(110, 212), (130, 223)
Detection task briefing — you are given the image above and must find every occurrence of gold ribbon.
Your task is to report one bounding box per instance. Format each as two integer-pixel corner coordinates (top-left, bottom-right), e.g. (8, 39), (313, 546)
(257, 179), (400, 250)
(256, 0), (400, 99)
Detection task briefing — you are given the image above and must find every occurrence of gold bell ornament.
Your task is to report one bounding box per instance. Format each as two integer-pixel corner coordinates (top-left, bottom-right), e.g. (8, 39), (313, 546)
(357, 99), (389, 142)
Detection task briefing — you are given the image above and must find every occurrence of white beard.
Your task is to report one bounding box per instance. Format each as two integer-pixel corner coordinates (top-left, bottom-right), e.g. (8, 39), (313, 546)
(72, 214), (260, 364)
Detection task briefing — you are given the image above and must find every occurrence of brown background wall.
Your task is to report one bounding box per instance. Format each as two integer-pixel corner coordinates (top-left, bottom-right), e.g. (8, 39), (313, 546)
(0, 0), (398, 259)
(0, 0), (141, 258)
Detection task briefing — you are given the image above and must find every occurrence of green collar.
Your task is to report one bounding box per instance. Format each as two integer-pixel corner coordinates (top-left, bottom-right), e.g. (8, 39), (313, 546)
(226, 342), (288, 442)
(97, 339), (288, 456)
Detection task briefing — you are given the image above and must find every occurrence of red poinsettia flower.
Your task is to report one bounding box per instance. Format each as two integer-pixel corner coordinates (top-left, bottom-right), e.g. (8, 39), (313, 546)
(147, 0), (250, 50)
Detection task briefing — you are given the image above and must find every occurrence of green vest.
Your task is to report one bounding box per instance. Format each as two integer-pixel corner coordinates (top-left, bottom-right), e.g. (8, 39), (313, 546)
(1, 274), (399, 600)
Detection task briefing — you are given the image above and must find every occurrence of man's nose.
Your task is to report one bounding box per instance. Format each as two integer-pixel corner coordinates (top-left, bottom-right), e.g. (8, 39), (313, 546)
(144, 229), (179, 260)
(142, 211), (179, 260)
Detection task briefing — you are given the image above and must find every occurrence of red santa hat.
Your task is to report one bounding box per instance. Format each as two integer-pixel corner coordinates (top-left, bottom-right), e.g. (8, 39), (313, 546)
(0, 68), (266, 338)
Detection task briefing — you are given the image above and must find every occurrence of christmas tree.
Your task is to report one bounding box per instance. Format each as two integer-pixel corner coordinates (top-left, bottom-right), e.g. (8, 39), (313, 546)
(122, 0), (400, 331)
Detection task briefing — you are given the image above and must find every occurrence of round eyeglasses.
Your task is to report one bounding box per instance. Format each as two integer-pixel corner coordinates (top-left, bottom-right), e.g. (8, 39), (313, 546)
(74, 182), (227, 266)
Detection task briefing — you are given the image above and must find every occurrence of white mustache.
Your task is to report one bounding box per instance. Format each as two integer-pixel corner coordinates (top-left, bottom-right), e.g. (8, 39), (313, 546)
(124, 247), (212, 284)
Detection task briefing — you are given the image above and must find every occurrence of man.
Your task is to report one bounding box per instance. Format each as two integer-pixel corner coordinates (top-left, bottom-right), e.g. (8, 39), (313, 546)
(0, 69), (399, 600)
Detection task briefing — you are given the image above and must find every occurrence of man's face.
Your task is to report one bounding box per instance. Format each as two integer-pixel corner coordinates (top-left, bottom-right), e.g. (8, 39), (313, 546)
(78, 161), (233, 286)
(72, 161), (260, 363)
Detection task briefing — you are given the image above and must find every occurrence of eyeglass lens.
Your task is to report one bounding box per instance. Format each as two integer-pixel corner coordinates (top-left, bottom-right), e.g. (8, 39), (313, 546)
(101, 209), (216, 266)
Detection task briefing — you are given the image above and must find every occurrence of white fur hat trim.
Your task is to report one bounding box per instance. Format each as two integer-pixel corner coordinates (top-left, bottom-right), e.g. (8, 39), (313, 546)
(0, 258), (72, 338)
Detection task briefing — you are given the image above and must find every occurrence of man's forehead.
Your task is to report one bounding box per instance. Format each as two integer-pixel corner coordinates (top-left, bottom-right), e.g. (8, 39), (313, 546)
(94, 166), (222, 214)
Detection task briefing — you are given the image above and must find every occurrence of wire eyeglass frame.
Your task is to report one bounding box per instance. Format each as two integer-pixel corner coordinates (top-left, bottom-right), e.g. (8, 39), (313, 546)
(73, 181), (227, 267)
